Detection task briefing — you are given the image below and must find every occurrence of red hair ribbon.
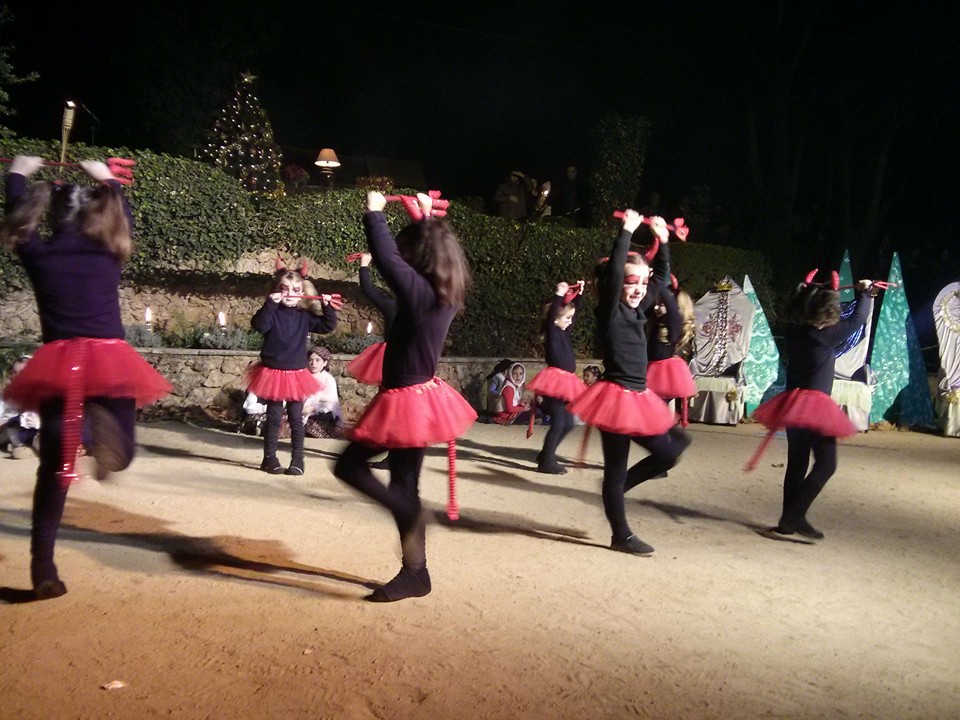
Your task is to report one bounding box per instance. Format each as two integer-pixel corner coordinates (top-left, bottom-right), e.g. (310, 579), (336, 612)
(345, 252), (365, 263)
(612, 211), (690, 240)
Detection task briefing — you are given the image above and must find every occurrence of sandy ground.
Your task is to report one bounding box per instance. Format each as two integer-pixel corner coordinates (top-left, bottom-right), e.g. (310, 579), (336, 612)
(1, 419), (958, 719)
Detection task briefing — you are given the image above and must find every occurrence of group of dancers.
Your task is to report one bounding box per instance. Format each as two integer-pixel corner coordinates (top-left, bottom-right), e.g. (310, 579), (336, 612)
(1, 155), (875, 603)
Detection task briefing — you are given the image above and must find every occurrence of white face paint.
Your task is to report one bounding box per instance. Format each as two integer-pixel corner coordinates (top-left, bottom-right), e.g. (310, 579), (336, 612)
(554, 307), (575, 331)
(279, 280), (303, 307)
(620, 263), (651, 308)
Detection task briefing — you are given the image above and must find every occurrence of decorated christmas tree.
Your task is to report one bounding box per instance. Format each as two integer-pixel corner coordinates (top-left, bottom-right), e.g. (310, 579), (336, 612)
(742, 275), (785, 414)
(869, 252), (935, 426)
(203, 72), (283, 198)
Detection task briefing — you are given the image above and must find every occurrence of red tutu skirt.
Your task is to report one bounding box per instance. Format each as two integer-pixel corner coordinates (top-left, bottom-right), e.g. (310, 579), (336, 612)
(246, 364), (321, 402)
(567, 380), (675, 436)
(646, 357), (697, 400)
(3, 338), (172, 410)
(349, 377), (478, 448)
(346, 341), (386, 386)
(752, 388), (858, 437)
(526, 367), (587, 403)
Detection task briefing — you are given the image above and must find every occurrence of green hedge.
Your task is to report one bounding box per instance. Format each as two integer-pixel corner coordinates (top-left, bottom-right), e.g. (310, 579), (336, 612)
(1, 139), (776, 356)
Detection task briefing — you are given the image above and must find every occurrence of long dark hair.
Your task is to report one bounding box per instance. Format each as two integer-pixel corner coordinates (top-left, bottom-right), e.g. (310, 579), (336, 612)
(0, 181), (133, 262)
(394, 218), (471, 306)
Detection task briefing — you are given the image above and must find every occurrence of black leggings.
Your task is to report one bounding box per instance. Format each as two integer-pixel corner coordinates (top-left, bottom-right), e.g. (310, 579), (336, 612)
(539, 395), (574, 465)
(599, 427), (688, 541)
(31, 397), (136, 587)
(334, 442), (426, 549)
(263, 400), (304, 462)
(780, 428), (837, 527)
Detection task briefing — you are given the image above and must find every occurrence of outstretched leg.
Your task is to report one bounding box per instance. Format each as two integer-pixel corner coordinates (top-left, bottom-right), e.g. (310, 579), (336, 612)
(335, 443), (431, 601)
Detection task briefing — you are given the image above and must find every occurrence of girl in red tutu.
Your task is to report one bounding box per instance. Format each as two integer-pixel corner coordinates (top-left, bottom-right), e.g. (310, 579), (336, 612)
(248, 264), (337, 475)
(345, 251), (396, 385)
(750, 273), (874, 539)
(567, 211), (691, 556)
(334, 191), (475, 602)
(0, 155), (172, 600)
(646, 281), (697, 426)
(527, 281), (587, 473)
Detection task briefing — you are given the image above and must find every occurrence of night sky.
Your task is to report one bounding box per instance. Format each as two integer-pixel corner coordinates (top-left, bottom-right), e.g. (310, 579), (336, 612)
(3, 1), (959, 275)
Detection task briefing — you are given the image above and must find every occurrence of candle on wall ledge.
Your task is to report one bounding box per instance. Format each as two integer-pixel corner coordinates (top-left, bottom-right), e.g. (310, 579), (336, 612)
(366, 321), (373, 335)
(218, 311), (227, 333)
(145, 306), (153, 332)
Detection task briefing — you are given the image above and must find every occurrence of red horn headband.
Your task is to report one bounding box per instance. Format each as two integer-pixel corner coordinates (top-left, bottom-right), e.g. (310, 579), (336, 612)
(804, 269), (839, 290)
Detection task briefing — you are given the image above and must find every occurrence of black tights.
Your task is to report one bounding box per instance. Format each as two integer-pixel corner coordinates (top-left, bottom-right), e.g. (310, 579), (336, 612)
(780, 428), (837, 528)
(31, 397), (136, 587)
(334, 442), (427, 564)
(263, 400), (304, 463)
(539, 396), (574, 466)
(600, 427), (689, 541)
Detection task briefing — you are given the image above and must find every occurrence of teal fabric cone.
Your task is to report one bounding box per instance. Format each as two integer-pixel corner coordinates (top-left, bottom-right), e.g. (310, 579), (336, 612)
(743, 275), (786, 414)
(869, 253), (935, 426)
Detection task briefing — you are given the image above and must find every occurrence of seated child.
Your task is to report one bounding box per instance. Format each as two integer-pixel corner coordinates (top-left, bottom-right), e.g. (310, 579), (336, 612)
(1, 355), (40, 458)
(303, 346), (343, 439)
(493, 362), (543, 425)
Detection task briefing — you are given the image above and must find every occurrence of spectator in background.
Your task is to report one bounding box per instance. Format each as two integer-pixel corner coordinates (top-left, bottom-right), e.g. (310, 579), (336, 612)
(494, 170), (528, 219)
(551, 165), (584, 226)
(1, 355), (40, 458)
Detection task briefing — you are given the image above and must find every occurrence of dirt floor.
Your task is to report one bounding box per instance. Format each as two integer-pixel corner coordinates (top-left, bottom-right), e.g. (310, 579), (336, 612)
(1, 419), (958, 719)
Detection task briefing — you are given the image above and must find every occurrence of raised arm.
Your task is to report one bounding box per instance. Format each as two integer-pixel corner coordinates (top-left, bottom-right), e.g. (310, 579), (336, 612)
(821, 281), (874, 344)
(359, 253), (398, 318)
(308, 302), (338, 334)
(362, 192), (437, 311)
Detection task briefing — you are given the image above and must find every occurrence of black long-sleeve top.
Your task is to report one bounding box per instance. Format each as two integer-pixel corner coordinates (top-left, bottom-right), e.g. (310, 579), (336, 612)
(785, 287), (871, 394)
(6, 172), (132, 342)
(364, 211), (458, 389)
(596, 228), (670, 391)
(544, 293), (581, 372)
(359, 265), (398, 334)
(252, 301), (337, 370)
(647, 285), (682, 362)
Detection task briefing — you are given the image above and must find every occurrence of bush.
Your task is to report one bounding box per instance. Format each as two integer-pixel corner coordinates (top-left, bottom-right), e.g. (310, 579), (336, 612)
(324, 333), (382, 355)
(124, 324), (165, 348)
(1, 138), (778, 358)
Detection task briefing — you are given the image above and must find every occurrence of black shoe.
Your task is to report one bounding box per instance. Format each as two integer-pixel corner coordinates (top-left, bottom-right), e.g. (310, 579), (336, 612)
(769, 524), (795, 536)
(285, 460), (304, 476)
(87, 405), (131, 480)
(795, 520), (824, 540)
(536, 463), (568, 475)
(260, 456), (283, 474)
(34, 579), (68, 601)
(366, 565), (432, 602)
(610, 534), (655, 556)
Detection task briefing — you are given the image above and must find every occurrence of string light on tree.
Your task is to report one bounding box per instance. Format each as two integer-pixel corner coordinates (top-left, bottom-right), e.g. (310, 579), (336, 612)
(202, 72), (284, 199)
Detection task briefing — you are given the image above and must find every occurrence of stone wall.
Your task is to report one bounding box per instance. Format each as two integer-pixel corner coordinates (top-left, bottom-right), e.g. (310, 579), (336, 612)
(138, 349), (586, 423)
(0, 279), (392, 341)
